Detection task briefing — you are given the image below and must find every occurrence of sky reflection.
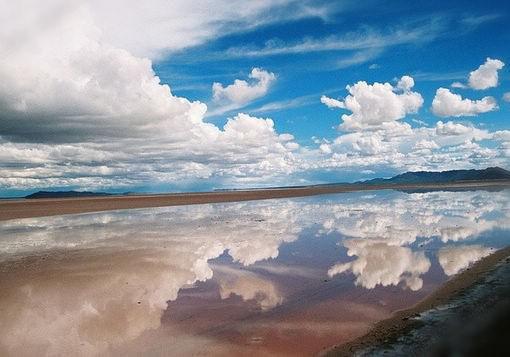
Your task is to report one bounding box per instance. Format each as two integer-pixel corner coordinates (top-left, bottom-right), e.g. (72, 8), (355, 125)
(0, 189), (508, 355)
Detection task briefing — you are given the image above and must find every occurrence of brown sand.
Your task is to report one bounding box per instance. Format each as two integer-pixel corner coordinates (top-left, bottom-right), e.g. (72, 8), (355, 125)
(323, 246), (510, 356)
(1, 180), (508, 221)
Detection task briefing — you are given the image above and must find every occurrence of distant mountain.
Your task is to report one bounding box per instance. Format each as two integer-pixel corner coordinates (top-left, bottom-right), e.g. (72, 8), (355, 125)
(362, 167), (510, 185)
(25, 190), (113, 199)
(22, 168), (510, 199)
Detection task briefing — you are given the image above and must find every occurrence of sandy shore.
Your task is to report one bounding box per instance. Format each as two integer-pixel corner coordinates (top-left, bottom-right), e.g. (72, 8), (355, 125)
(324, 246), (510, 356)
(1, 180), (508, 221)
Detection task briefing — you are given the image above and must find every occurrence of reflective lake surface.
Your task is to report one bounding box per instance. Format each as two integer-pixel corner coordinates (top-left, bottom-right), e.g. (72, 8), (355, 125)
(0, 189), (509, 356)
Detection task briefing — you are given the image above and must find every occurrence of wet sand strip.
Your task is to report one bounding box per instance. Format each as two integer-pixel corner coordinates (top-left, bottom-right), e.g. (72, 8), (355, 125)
(1, 180), (509, 221)
(323, 246), (510, 356)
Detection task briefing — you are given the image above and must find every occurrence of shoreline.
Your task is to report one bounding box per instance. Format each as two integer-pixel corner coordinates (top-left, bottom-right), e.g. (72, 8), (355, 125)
(1, 180), (509, 221)
(323, 246), (510, 356)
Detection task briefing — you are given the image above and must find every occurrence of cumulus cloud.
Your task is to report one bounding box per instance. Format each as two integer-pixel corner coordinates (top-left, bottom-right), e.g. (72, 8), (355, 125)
(312, 94), (502, 174)
(0, 111), (300, 191)
(0, 2), (301, 191)
(313, 73), (503, 173)
(396, 75), (415, 91)
(504, 93), (510, 102)
(434, 121), (484, 138)
(322, 76), (423, 131)
(431, 88), (497, 117)
(212, 68), (276, 107)
(0, 1), (508, 193)
(319, 143), (333, 154)
(468, 57), (505, 90)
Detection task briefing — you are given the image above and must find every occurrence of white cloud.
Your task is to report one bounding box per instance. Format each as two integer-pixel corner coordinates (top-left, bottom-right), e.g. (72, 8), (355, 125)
(451, 81), (467, 89)
(0, 111), (301, 190)
(468, 57), (505, 90)
(323, 76), (423, 131)
(396, 75), (415, 91)
(435, 121), (476, 136)
(0, 2), (207, 142)
(431, 88), (498, 117)
(413, 139), (439, 150)
(224, 18), (446, 58)
(0, 1), (508, 192)
(319, 143), (332, 154)
(307, 115), (499, 174)
(212, 68), (276, 108)
(504, 92), (510, 102)
(320, 95), (345, 109)
(335, 48), (383, 68)
(80, 0), (330, 59)
(0, 3), (301, 190)
(249, 93), (317, 114)
(460, 14), (503, 28)
(493, 130), (510, 141)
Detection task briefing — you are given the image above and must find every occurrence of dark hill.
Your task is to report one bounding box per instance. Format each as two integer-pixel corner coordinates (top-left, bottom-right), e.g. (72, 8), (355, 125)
(363, 167), (510, 185)
(25, 191), (113, 199)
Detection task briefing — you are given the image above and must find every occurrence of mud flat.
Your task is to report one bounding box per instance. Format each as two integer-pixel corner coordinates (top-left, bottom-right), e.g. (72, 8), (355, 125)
(324, 246), (510, 356)
(1, 180), (509, 221)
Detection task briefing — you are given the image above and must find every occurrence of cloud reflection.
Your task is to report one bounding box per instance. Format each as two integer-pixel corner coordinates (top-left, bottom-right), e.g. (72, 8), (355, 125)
(215, 265), (283, 310)
(0, 189), (507, 354)
(437, 245), (494, 276)
(328, 240), (430, 291)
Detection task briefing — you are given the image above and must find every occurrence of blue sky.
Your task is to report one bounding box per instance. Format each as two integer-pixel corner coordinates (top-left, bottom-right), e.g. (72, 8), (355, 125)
(0, 0), (509, 195)
(158, 0), (509, 137)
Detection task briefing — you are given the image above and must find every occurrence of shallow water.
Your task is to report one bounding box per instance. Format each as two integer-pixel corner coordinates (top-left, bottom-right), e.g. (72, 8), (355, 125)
(0, 189), (508, 356)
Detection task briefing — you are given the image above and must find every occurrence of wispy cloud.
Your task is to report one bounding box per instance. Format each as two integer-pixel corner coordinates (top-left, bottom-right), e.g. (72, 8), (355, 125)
(87, 0), (341, 59)
(335, 48), (383, 69)
(223, 17), (447, 58)
(411, 71), (466, 82)
(248, 94), (318, 114)
(210, 88), (344, 118)
(459, 13), (503, 28)
(206, 93), (316, 118)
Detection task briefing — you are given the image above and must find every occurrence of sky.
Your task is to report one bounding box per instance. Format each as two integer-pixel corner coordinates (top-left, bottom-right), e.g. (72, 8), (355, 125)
(0, 0), (509, 196)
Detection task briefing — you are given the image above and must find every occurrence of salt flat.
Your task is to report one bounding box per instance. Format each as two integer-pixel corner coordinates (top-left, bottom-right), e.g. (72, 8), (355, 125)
(1, 188), (508, 356)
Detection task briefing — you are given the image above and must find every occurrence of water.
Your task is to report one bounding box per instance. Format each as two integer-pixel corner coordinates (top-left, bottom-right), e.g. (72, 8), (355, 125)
(0, 189), (508, 356)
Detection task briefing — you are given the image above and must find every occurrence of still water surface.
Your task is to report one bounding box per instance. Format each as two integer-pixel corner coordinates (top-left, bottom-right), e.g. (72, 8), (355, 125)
(0, 189), (508, 356)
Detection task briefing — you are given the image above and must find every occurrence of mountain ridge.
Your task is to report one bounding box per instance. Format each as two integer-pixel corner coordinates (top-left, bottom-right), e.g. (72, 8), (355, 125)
(22, 167), (510, 198)
(361, 167), (510, 185)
